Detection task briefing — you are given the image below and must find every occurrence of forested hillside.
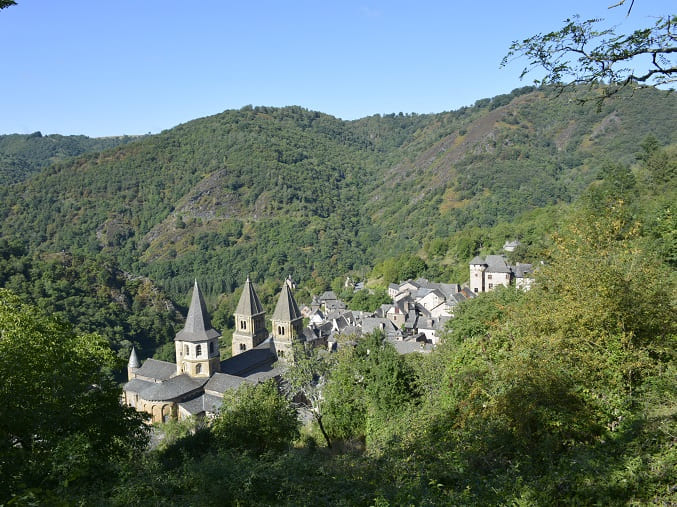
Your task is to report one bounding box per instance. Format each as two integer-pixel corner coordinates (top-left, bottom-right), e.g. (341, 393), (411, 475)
(1, 86), (674, 305)
(0, 132), (141, 184)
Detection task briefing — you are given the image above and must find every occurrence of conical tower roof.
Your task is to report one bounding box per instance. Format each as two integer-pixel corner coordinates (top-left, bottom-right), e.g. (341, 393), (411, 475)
(128, 346), (140, 369)
(235, 277), (265, 316)
(175, 280), (221, 342)
(272, 281), (302, 322)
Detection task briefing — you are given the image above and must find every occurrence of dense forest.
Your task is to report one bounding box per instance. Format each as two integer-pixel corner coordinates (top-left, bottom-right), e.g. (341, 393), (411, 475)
(0, 85), (675, 504)
(0, 132), (141, 185)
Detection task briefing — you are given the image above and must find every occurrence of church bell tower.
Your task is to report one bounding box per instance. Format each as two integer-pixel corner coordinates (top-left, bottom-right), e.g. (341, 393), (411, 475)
(174, 280), (221, 377)
(231, 277), (268, 356)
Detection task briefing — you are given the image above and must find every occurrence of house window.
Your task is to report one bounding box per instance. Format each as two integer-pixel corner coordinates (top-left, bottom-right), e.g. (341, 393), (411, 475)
(488, 283), (493, 289)
(240, 343), (246, 351)
(487, 274), (492, 280)
(209, 341), (214, 354)
(184, 345), (189, 356)
(196, 344), (202, 357)
(241, 320), (246, 330)
(279, 350), (285, 358)
(474, 288), (478, 293)
(277, 326), (285, 336)
(196, 363), (202, 374)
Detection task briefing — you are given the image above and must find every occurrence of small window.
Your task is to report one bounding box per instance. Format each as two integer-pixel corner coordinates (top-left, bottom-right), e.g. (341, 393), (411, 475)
(474, 288), (478, 293)
(488, 283), (493, 289)
(196, 344), (202, 357)
(279, 350), (285, 358)
(184, 345), (189, 356)
(196, 363), (202, 374)
(240, 343), (246, 351)
(487, 274), (492, 280)
(209, 341), (214, 354)
(241, 320), (246, 330)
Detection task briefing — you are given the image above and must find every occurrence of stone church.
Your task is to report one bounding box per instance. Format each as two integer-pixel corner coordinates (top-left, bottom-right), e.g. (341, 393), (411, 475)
(123, 277), (303, 423)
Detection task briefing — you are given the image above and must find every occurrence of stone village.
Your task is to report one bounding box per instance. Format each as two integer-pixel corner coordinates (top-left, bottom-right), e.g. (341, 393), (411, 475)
(124, 250), (534, 423)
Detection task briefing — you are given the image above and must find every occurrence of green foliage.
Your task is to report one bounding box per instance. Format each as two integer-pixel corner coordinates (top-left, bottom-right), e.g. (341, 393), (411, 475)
(0, 132), (140, 184)
(346, 287), (391, 312)
(0, 289), (148, 503)
(211, 380), (299, 454)
(0, 242), (182, 361)
(323, 332), (419, 444)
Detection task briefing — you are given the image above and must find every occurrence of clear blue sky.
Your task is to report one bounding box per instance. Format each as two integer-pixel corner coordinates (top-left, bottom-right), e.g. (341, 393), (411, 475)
(1, 0), (673, 137)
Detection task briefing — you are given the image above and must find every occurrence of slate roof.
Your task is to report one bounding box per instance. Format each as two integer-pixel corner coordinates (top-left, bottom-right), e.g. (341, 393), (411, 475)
(204, 372), (250, 395)
(514, 263), (533, 278)
(324, 299), (347, 311)
(137, 374), (207, 402)
(220, 346), (277, 376)
(485, 255), (513, 273)
(469, 255), (486, 265)
(272, 282), (302, 322)
(134, 358), (176, 382)
(386, 338), (434, 355)
(128, 346), (140, 369)
(362, 317), (401, 337)
(175, 280), (221, 342)
(319, 291), (337, 301)
(335, 325), (361, 338)
(124, 378), (155, 394)
(235, 277), (265, 316)
(245, 366), (286, 383)
(179, 394), (224, 415)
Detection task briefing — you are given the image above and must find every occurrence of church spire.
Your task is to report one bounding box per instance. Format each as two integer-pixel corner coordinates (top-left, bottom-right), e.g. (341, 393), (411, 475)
(272, 281), (302, 322)
(128, 346), (140, 369)
(235, 276), (265, 317)
(175, 280), (220, 342)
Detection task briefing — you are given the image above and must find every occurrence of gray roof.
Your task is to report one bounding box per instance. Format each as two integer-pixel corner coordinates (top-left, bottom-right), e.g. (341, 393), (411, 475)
(245, 366), (286, 383)
(204, 372), (250, 395)
(324, 299), (347, 311)
(272, 282), (302, 322)
(469, 255), (487, 265)
(128, 346), (140, 369)
(235, 277), (265, 317)
(220, 346), (277, 376)
(124, 378), (155, 394)
(386, 338), (433, 355)
(319, 291), (337, 301)
(335, 324), (361, 338)
(362, 317), (400, 336)
(175, 280), (221, 342)
(179, 394), (224, 415)
(137, 374), (207, 402)
(485, 255), (513, 273)
(514, 263), (533, 278)
(134, 358), (176, 381)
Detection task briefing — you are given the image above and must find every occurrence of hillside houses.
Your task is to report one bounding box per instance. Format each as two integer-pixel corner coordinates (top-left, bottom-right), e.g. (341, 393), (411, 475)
(301, 277), (476, 350)
(469, 254), (534, 293)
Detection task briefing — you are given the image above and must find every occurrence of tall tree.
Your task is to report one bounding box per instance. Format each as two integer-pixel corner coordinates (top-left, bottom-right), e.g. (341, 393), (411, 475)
(0, 289), (148, 503)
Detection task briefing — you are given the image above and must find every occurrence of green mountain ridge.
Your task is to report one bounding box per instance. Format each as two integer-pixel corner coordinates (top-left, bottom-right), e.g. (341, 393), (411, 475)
(1, 86), (675, 302)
